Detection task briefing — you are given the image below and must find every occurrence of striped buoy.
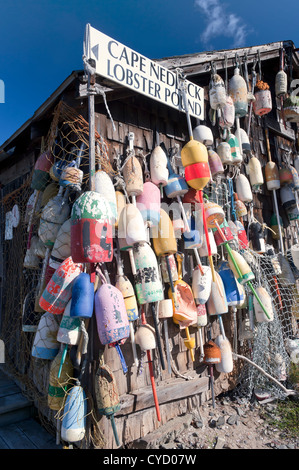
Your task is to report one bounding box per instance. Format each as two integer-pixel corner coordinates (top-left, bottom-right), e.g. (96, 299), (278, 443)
(235, 220), (249, 249)
(57, 299), (81, 345)
(71, 191), (113, 263)
(239, 129), (251, 155)
(160, 254), (178, 284)
(265, 161), (280, 190)
(136, 181), (161, 227)
(227, 250), (255, 285)
(48, 349), (73, 410)
(213, 219), (234, 246)
(279, 165), (293, 186)
(32, 312), (60, 359)
(253, 86), (272, 116)
(39, 257), (83, 315)
(234, 193), (247, 218)
(133, 242), (164, 304)
(203, 340), (221, 364)
(226, 133), (242, 165)
(181, 140), (211, 190)
(280, 185), (296, 210)
(61, 385), (87, 443)
(199, 229), (217, 257)
(31, 150), (54, 191)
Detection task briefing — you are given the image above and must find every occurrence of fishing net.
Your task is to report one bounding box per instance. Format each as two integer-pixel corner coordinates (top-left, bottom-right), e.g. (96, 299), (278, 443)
(0, 100), (113, 447)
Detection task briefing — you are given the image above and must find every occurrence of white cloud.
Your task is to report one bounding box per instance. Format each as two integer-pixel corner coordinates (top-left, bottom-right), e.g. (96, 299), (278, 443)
(195, 0), (248, 49)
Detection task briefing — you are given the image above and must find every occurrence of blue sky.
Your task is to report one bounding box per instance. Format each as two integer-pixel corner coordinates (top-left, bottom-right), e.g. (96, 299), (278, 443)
(0, 0), (299, 147)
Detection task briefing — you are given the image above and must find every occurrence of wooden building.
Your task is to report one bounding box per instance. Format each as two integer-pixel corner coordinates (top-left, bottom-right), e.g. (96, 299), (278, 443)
(0, 38), (299, 448)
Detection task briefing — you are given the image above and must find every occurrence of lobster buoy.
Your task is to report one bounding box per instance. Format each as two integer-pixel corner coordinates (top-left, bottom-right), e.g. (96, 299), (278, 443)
(265, 161), (280, 190)
(31, 150), (54, 191)
(61, 385), (87, 443)
(203, 340), (221, 364)
(70, 272), (94, 319)
(136, 181), (161, 227)
(193, 125), (213, 146)
(160, 254), (178, 284)
(183, 216), (202, 249)
(226, 133), (242, 165)
(49, 218), (71, 270)
(133, 242), (164, 304)
(204, 201), (225, 228)
(239, 129), (251, 155)
(280, 185), (296, 210)
(253, 287), (274, 322)
(248, 221), (265, 254)
(213, 219), (234, 247)
(199, 230), (217, 257)
(228, 67), (248, 117)
(71, 191), (113, 263)
(247, 157), (264, 191)
(59, 160), (83, 192)
(123, 155), (144, 198)
(270, 213), (284, 240)
(152, 209), (177, 256)
(209, 73), (227, 110)
(38, 190), (70, 248)
(195, 303), (208, 328)
(164, 165), (189, 199)
(50, 160), (68, 182)
(31, 311), (60, 359)
(253, 81), (272, 116)
(235, 220), (249, 249)
(95, 284), (130, 345)
(219, 96), (235, 129)
(39, 257), (83, 315)
(23, 236), (41, 269)
(208, 149), (224, 176)
(279, 165), (293, 186)
(216, 142), (233, 165)
(48, 348), (73, 410)
(115, 191), (126, 229)
(215, 335), (233, 373)
(57, 299), (81, 345)
(227, 220), (239, 245)
(192, 265), (212, 305)
(275, 69), (288, 98)
(95, 170), (117, 223)
(115, 274), (138, 322)
(150, 146), (168, 187)
(181, 140), (211, 190)
(135, 323), (156, 351)
(206, 272), (228, 315)
(40, 182), (59, 211)
(228, 249), (255, 285)
(124, 203), (148, 246)
(233, 193), (247, 219)
(236, 174), (253, 203)
(218, 261), (244, 307)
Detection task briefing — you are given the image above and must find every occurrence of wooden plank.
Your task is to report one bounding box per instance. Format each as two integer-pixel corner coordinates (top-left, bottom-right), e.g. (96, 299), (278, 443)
(118, 376), (209, 416)
(0, 382), (20, 398)
(0, 422), (38, 449)
(17, 419), (60, 449)
(0, 392), (32, 414)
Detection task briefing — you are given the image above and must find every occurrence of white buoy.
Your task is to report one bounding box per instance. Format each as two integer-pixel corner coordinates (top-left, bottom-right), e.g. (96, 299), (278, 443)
(253, 287), (274, 322)
(215, 334), (233, 373)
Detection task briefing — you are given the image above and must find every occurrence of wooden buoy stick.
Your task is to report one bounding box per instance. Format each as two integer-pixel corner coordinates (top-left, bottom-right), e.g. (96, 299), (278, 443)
(141, 307), (161, 421)
(150, 303), (165, 371)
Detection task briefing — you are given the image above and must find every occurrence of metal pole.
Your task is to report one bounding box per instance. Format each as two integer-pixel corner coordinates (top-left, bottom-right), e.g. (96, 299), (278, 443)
(88, 63), (96, 192)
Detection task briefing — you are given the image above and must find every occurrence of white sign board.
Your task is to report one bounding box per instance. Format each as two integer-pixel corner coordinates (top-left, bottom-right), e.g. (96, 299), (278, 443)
(85, 24), (204, 120)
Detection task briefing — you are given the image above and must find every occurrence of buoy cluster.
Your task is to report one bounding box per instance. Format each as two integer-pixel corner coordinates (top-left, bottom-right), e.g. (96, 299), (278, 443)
(22, 53), (299, 448)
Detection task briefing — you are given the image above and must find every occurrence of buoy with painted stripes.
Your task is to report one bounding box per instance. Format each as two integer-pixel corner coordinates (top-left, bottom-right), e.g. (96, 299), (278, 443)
(226, 133), (242, 165)
(227, 249), (255, 285)
(265, 161), (280, 191)
(247, 156), (264, 191)
(57, 299), (81, 345)
(71, 191), (113, 263)
(32, 311), (60, 359)
(133, 242), (164, 305)
(39, 256), (83, 315)
(48, 348), (73, 410)
(61, 384), (87, 443)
